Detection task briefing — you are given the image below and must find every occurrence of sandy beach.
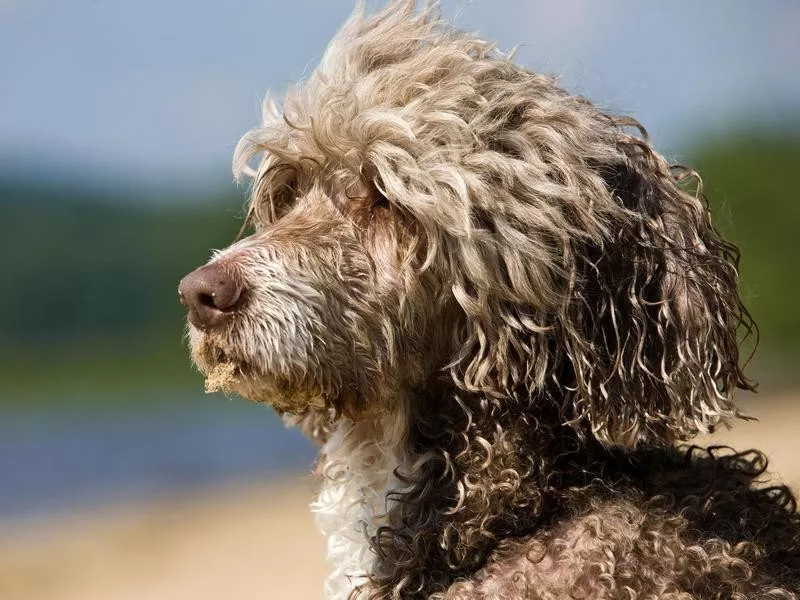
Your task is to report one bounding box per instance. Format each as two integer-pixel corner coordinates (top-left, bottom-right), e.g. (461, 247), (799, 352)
(0, 477), (327, 600)
(1, 391), (798, 600)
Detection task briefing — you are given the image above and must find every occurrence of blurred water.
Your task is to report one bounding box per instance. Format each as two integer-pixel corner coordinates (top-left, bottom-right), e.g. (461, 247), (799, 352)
(0, 392), (316, 519)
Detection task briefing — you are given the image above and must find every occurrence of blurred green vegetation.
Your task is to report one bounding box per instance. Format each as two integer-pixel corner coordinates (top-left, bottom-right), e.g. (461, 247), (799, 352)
(0, 131), (797, 403)
(0, 183), (245, 399)
(692, 132), (800, 384)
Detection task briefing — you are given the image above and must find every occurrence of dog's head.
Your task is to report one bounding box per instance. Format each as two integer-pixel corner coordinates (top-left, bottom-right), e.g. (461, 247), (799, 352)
(179, 1), (754, 447)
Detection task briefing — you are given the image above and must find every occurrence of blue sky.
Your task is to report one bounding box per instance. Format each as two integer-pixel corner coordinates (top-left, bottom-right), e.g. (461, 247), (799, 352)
(1, 0), (798, 192)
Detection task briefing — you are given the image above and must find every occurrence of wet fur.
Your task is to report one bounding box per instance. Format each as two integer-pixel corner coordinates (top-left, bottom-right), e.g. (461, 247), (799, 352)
(184, 2), (800, 598)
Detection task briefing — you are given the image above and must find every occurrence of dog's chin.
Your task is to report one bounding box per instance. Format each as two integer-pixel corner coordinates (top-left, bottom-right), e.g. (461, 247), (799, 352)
(188, 331), (328, 413)
(235, 378), (328, 414)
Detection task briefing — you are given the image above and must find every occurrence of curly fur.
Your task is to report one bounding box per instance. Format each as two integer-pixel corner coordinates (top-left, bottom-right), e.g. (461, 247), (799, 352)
(181, 2), (799, 598)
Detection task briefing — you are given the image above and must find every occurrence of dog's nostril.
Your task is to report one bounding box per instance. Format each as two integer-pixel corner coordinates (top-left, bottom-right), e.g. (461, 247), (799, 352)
(178, 264), (245, 329)
(199, 292), (216, 308)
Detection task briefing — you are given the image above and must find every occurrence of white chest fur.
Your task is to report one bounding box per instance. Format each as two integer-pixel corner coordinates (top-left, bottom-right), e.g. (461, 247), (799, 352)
(311, 414), (406, 600)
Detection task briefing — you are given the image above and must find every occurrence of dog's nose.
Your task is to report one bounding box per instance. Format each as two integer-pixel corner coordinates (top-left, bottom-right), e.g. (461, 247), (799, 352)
(178, 263), (244, 329)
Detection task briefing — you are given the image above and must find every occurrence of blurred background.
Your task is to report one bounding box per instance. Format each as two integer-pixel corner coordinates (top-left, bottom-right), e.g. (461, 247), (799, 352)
(0, 1), (798, 598)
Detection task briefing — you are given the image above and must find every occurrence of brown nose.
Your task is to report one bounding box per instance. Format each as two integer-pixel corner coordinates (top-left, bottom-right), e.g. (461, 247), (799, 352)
(178, 263), (244, 329)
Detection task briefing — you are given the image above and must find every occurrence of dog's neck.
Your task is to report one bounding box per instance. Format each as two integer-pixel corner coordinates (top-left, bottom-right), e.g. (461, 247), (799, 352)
(305, 388), (599, 600)
(310, 404), (410, 600)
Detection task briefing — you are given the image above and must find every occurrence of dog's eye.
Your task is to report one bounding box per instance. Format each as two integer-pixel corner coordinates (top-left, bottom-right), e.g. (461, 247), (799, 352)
(254, 164), (302, 224)
(373, 190), (389, 209)
(260, 180), (298, 223)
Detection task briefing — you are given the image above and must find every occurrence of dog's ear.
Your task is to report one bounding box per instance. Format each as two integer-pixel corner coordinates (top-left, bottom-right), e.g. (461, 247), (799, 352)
(562, 130), (756, 447)
(449, 122), (755, 448)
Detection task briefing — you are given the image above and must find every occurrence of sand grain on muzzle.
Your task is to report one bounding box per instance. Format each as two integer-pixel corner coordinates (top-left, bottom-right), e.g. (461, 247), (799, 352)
(204, 361), (239, 394)
(195, 335), (239, 394)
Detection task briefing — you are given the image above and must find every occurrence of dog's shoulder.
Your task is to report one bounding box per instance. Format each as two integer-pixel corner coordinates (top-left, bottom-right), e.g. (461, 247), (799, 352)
(439, 446), (800, 599)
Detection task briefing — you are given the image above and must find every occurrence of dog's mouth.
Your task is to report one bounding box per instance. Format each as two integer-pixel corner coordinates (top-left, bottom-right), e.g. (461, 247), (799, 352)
(189, 331), (329, 413)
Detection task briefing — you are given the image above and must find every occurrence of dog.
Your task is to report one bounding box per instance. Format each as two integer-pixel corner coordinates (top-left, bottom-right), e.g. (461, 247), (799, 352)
(179, 2), (800, 598)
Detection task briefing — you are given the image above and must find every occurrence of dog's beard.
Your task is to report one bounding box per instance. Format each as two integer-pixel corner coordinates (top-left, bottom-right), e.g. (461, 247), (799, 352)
(189, 328), (329, 414)
(190, 332), (241, 394)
